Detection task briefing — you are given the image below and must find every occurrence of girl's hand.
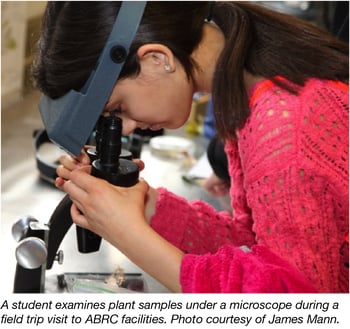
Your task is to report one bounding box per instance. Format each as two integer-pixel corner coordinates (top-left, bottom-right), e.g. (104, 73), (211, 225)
(56, 146), (157, 222)
(62, 169), (150, 243)
(61, 168), (183, 292)
(55, 147), (92, 188)
(55, 146), (146, 188)
(203, 172), (230, 197)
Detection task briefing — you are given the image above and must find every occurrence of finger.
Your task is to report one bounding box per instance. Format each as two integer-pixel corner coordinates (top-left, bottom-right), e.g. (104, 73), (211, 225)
(133, 159), (145, 171)
(59, 154), (78, 170)
(69, 168), (104, 192)
(56, 164), (73, 179)
(55, 176), (65, 189)
(213, 184), (229, 196)
(76, 165), (92, 174)
(136, 177), (149, 194)
(70, 203), (90, 229)
(75, 148), (91, 165)
(62, 178), (89, 204)
(83, 145), (95, 151)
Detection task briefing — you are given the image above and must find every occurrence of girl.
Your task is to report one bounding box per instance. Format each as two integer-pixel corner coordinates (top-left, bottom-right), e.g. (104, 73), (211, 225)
(32, 1), (348, 293)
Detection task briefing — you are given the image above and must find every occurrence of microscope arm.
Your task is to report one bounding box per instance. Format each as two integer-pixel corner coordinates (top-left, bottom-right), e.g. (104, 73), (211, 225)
(46, 194), (73, 269)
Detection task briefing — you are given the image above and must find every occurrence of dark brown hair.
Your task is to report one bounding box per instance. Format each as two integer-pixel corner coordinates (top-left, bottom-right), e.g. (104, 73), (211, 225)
(32, 1), (348, 139)
(32, 1), (210, 99)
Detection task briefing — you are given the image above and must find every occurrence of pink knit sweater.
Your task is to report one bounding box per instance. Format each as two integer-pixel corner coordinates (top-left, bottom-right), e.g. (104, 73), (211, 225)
(150, 78), (349, 293)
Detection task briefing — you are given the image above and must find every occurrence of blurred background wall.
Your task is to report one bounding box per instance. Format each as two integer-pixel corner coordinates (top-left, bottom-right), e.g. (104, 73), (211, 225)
(1, 1), (46, 108)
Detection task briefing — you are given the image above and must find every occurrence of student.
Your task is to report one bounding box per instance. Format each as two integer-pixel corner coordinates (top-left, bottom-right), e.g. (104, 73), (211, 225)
(32, 2), (348, 293)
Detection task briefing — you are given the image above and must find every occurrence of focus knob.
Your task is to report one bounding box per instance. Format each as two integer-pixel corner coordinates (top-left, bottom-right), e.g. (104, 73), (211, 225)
(12, 215), (38, 242)
(15, 237), (47, 269)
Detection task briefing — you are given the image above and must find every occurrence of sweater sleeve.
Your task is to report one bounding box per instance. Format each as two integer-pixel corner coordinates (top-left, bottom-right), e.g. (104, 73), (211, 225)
(150, 187), (255, 254)
(150, 138), (256, 254)
(181, 245), (317, 293)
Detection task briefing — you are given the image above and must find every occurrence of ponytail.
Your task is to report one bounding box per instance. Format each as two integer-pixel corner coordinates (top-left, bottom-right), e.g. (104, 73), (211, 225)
(211, 2), (348, 139)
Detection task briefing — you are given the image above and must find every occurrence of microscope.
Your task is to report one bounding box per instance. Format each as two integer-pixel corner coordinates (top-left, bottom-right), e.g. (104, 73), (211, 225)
(13, 115), (139, 292)
(11, 1), (147, 293)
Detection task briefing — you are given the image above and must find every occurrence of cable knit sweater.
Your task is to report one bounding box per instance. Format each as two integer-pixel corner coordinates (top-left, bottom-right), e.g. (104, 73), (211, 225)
(150, 78), (349, 293)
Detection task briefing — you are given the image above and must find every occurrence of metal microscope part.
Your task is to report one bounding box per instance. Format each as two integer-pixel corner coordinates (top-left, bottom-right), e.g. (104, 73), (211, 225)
(12, 215), (39, 242)
(15, 237), (48, 269)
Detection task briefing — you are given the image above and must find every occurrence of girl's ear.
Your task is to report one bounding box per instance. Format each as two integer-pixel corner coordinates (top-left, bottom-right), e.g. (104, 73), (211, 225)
(137, 44), (175, 72)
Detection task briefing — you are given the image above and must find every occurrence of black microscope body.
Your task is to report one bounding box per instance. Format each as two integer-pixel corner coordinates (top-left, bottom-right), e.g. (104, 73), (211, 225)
(13, 115), (139, 293)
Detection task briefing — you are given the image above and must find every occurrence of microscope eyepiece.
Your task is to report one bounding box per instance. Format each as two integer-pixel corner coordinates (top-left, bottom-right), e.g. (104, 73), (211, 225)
(98, 116), (122, 173)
